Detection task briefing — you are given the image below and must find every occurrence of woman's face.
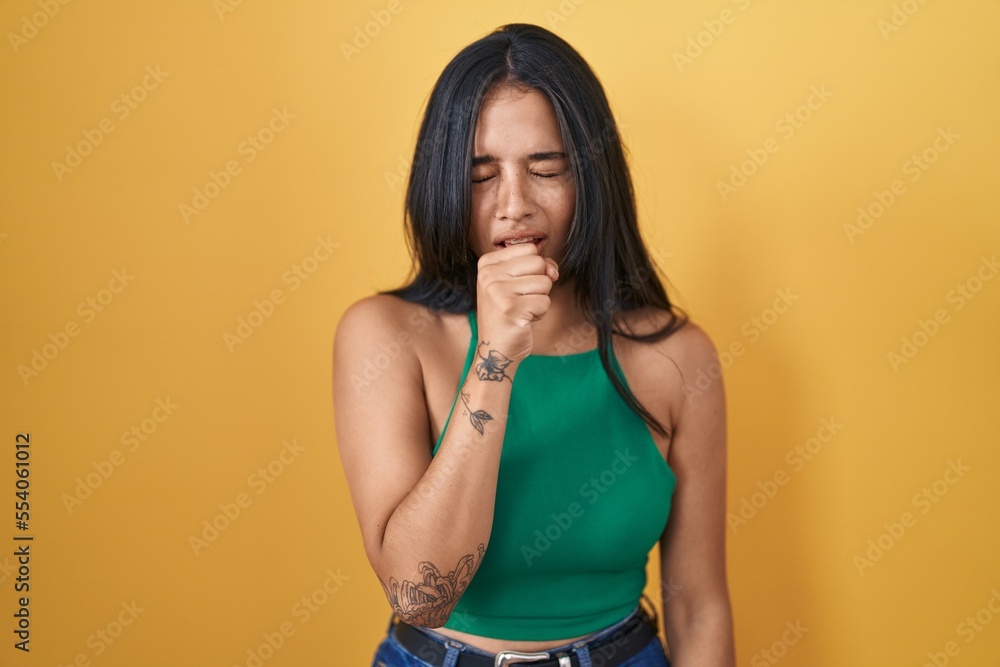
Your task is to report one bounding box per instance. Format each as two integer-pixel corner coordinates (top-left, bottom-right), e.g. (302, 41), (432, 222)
(467, 86), (576, 265)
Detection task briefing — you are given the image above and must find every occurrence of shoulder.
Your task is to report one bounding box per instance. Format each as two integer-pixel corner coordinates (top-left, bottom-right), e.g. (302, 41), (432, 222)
(333, 294), (428, 402)
(336, 293), (413, 332)
(615, 307), (723, 404)
(335, 293), (439, 344)
(660, 319), (720, 376)
(617, 307), (719, 369)
(334, 293), (466, 367)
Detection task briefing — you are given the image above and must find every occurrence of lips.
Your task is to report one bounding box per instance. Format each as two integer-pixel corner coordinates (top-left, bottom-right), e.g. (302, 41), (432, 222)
(500, 236), (541, 248)
(494, 230), (547, 249)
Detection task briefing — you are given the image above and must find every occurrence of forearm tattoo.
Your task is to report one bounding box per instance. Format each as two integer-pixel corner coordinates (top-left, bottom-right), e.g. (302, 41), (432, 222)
(378, 543), (486, 627)
(460, 389), (493, 435)
(475, 341), (513, 382)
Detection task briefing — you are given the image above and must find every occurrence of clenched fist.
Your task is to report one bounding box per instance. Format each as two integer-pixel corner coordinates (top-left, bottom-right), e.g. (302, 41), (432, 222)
(475, 241), (559, 365)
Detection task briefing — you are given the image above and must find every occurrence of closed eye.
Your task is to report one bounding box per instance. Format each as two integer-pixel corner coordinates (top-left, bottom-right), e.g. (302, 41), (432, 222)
(471, 170), (567, 184)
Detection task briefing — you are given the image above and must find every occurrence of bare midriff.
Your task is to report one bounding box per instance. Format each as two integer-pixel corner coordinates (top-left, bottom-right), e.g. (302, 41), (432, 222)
(426, 626), (597, 654)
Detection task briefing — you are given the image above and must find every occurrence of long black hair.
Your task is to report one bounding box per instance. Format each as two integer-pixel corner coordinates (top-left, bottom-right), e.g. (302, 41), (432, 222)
(382, 23), (688, 437)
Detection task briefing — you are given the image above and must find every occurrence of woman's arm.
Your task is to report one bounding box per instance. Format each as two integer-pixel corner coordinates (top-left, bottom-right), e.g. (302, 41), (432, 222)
(334, 295), (519, 628)
(657, 323), (735, 666)
(336, 243), (552, 627)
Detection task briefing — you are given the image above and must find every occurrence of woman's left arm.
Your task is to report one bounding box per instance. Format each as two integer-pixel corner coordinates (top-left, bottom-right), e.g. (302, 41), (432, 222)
(657, 323), (735, 666)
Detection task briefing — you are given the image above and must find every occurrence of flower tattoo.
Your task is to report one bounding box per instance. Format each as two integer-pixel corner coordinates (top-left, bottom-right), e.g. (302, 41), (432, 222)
(475, 342), (513, 382)
(377, 543), (486, 627)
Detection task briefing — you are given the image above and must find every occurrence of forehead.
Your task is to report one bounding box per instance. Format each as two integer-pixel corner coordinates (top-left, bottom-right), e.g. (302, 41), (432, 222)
(473, 87), (564, 153)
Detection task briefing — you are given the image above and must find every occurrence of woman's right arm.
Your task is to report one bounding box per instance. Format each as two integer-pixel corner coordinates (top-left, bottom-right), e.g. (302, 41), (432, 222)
(334, 244), (556, 627)
(333, 293), (520, 628)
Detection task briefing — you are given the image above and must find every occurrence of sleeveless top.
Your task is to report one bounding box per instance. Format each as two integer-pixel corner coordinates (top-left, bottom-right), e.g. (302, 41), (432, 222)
(429, 310), (677, 640)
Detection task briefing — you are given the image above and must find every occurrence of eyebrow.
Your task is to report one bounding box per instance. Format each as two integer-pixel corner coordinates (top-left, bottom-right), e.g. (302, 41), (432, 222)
(471, 151), (567, 167)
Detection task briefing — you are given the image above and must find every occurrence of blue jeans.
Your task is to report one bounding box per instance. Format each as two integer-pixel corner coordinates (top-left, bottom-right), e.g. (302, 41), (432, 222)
(371, 603), (671, 667)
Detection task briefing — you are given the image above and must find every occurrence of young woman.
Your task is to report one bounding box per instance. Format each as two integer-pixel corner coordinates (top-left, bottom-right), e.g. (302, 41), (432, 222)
(334, 23), (734, 667)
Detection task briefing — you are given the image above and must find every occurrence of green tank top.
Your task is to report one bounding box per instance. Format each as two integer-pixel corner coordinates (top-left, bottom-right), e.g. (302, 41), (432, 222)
(430, 309), (677, 640)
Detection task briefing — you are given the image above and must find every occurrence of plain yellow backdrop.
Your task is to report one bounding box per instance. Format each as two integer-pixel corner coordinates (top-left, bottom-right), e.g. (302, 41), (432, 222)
(1, 0), (998, 665)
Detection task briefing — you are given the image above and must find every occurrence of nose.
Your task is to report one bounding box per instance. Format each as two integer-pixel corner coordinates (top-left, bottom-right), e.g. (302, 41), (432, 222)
(494, 172), (534, 222)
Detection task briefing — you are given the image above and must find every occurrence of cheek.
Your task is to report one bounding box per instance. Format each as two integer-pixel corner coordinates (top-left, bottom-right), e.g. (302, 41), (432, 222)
(540, 183), (575, 223)
(468, 200), (493, 251)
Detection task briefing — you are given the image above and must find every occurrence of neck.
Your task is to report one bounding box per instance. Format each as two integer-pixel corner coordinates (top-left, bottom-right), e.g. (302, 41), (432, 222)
(528, 278), (598, 355)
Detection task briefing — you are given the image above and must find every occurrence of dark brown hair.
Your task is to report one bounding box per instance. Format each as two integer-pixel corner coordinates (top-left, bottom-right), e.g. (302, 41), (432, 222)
(383, 23), (688, 436)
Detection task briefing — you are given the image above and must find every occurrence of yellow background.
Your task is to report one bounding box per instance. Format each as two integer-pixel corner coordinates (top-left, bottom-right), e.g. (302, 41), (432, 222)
(2, 0), (998, 664)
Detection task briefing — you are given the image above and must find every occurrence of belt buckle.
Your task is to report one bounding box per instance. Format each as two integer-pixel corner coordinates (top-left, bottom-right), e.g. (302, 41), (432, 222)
(493, 650), (553, 667)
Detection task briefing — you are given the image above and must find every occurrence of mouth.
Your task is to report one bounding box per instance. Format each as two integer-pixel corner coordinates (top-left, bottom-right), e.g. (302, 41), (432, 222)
(496, 236), (545, 250)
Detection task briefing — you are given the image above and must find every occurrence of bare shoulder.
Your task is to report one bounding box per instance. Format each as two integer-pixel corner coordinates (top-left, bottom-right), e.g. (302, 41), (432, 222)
(333, 294), (428, 393)
(608, 307), (721, 446)
(617, 307), (721, 382)
(336, 293), (439, 353)
(334, 293), (470, 390)
(660, 319), (721, 377)
(335, 293), (414, 343)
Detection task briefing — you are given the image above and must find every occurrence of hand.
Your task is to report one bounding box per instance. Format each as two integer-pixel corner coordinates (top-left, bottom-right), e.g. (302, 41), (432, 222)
(475, 241), (559, 365)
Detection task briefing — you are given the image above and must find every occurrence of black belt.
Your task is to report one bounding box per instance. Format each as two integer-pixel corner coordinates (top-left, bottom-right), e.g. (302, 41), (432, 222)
(392, 605), (659, 667)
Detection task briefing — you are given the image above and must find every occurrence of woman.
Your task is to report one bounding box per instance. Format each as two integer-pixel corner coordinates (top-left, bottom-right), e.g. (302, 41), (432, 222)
(334, 23), (734, 667)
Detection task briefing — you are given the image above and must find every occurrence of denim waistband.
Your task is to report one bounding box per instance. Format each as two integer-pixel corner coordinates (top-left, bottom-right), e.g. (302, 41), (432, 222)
(390, 601), (646, 659)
